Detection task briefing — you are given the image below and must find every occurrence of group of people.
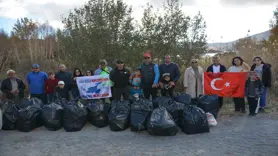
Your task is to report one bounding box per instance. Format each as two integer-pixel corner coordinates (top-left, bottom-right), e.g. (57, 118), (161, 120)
(0, 51), (272, 116)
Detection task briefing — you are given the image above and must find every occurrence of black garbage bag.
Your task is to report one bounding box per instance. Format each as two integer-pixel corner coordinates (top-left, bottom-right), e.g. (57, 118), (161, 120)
(2, 101), (20, 130)
(173, 94), (192, 105)
(182, 105), (209, 135)
(63, 100), (88, 132)
(29, 97), (44, 109)
(108, 100), (130, 131)
(130, 97), (153, 131)
(147, 107), (178, 136)
(161, 101), (184, 129)
(87, 100), (111, 128)
(16, 105), (42, 132)
(153, 96), (173, 108)
(198, 95), (220, 118)
(42, 102), (63, 131)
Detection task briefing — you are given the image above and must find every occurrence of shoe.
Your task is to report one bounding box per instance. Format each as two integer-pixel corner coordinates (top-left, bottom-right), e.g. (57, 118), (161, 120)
(258, 108), (265, 113)
(249, 113), (256, 116)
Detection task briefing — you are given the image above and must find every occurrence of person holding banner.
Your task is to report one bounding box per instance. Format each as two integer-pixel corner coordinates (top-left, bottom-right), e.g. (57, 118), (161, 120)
(71, 68), (83, 99)
(228, 56), (249, 113)
(110, 60), (131, 100)
(94, 59), (113, 102)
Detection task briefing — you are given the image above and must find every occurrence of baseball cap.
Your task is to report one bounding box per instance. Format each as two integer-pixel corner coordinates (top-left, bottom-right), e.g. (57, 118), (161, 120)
(144, 53), (151, 58)
(32, 64), (40, 68)
(58, 81), (65, 85)
(116, 59), (124, 64)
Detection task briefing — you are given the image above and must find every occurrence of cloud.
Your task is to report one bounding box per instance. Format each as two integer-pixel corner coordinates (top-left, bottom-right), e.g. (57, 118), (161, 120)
(219, 0), (278, 6)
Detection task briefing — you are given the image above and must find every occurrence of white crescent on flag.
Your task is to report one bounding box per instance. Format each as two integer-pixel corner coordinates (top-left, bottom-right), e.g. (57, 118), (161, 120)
(210, 78), (223, 90)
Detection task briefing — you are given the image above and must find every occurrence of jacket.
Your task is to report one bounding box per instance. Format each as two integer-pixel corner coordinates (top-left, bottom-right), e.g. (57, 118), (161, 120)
(44, 78), (59, 94)
(250, 63), (272, 87)
(206, 64), (227, 73)
(27, 71), (48, 94)
(139, 62), (160, 87)
(54, 86), (70, 100)
(1, 78), (26, 99)
(159, 62), (181, 82)
(183, 66), (204, 98)
(110, 68), (130, 88)
(245, 78), (264, 99)
(55, 71), (72, 88)
(94, 66), (113, 75)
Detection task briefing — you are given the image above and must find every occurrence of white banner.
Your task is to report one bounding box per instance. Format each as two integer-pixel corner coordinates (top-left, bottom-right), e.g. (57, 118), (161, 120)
(76, 75), (112, 99)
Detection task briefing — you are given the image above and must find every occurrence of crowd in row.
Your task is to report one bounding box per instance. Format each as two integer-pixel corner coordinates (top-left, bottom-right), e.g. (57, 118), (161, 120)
(0, 52), (272, 116)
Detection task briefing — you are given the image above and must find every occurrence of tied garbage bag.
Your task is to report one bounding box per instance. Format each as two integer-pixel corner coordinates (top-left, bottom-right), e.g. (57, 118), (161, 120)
(163, 101), (184, 129)
(16, 105), (42, 132)
(130, 97), (153, 131)
(2, 101), (20, 130)
(182, 105), (209, 135)
(198, 95), (220, 118)
(29, 97), (44, 109)
(87, 100), (111, 128)
(153, 96), (173, 108)
(42, 102), (63, 131)
(109, 100), (130, 131)
(173, 94), (192, 105)
(63, 100), (88, 132)
(147, 107), (178, 136)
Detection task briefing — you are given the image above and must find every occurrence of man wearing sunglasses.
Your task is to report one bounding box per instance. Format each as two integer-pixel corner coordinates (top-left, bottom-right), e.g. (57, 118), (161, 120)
(26, 64), (48, 104)
(138, 51), (160, 100)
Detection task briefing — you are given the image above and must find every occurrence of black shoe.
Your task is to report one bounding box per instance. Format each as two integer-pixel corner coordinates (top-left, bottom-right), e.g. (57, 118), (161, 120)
(258, 108), (265, 113)
(249, 113), (256, 116)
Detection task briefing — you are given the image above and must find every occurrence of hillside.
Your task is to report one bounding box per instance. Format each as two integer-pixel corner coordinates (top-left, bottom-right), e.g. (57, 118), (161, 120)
(208, 30), (271, 51)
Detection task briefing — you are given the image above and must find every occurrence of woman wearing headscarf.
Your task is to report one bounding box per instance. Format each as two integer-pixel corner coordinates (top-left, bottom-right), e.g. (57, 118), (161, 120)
(183, 59), (204, 98)
(250, 56), (272, 112)
(228, 56), (250, 113)
(71, 68), (83, 99)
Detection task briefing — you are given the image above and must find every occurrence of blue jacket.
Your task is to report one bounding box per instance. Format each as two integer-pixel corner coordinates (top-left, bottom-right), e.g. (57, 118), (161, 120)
(159, 63), (181, 82)
(27, 71), (48, 94)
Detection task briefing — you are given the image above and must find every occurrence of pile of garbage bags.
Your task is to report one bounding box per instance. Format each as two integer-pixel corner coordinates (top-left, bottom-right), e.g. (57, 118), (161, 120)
(1, 94), (220, 136)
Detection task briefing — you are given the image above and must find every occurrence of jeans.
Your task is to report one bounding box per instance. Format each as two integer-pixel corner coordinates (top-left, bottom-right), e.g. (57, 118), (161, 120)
(143, 87), (158, 100)
(47, 93), (55, 103)
(259, 88), (267, 108)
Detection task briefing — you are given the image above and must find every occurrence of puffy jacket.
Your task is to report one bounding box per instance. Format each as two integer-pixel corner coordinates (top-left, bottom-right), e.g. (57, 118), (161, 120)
(139, 63), (160, 87)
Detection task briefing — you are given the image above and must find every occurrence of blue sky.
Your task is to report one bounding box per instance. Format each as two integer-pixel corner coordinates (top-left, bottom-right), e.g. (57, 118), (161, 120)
(0, 0), (277, 42)
(0, 17), (16, 33)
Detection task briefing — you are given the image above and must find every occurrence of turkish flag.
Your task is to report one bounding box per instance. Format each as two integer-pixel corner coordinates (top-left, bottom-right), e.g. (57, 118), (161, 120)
(204, 72), (248, 98)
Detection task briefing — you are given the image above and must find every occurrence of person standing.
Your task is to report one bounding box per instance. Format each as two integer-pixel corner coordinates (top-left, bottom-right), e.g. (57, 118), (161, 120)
(159, 54), (181, 94)
(27, 64), (48, 104)
(206, 56), (227, 108)
(183, 59), (204, 98)
(44, 71), (59, 103)
(228, 56), (250, 113)
(138, 52), (160, 100)
(250, 56), (272, 112)
(94, 59), (113, 101)
(55, 64), (72, 90)
(110, 60), (131, 100)
(1, 70), (25, 104)
(71, 68), (83, 99)
(86, 69), (93, 76)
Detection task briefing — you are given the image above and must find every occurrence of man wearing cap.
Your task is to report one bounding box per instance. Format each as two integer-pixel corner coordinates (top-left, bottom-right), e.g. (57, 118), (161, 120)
(110, 60), (130, 100)
(1, 69), (26, 104)
(159, 54), (181, 93)
(94, 59), (113, 101)
(27, 64), (48, 104)
(138, 51), (160, 99)
(55, 64), (72, 90)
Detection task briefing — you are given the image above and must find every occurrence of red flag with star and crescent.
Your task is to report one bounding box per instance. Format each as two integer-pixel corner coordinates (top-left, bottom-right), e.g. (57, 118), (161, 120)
(204, 72), (248, 98)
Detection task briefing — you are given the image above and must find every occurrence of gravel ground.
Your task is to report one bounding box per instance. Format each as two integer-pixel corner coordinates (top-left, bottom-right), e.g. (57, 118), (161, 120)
(1, 114), (278, 156)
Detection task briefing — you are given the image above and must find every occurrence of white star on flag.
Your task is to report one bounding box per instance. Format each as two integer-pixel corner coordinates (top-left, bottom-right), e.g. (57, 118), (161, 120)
(225, 82), (230, 87)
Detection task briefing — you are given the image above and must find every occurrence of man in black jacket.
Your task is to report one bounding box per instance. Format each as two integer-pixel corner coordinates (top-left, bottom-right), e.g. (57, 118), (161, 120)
(1, 70), (25, 103)
(206, 56), (226, 108)
(110, 60), (131, 100)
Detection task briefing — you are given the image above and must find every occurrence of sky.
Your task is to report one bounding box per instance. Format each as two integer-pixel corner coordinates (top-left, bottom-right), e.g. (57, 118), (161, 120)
(0, 0), (277, 43)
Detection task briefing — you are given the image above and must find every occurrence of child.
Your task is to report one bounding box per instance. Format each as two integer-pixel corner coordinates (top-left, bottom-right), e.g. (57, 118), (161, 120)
(55, 81), (70, 100)
(44, 71), (59, 103)
(160, 73), (174, 97)
(129, 68), (143, 96)
(245, 71), (264, 116)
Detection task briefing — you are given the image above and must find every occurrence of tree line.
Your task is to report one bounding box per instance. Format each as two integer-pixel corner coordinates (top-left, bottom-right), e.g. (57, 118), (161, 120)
(0, 0), (207, 77)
